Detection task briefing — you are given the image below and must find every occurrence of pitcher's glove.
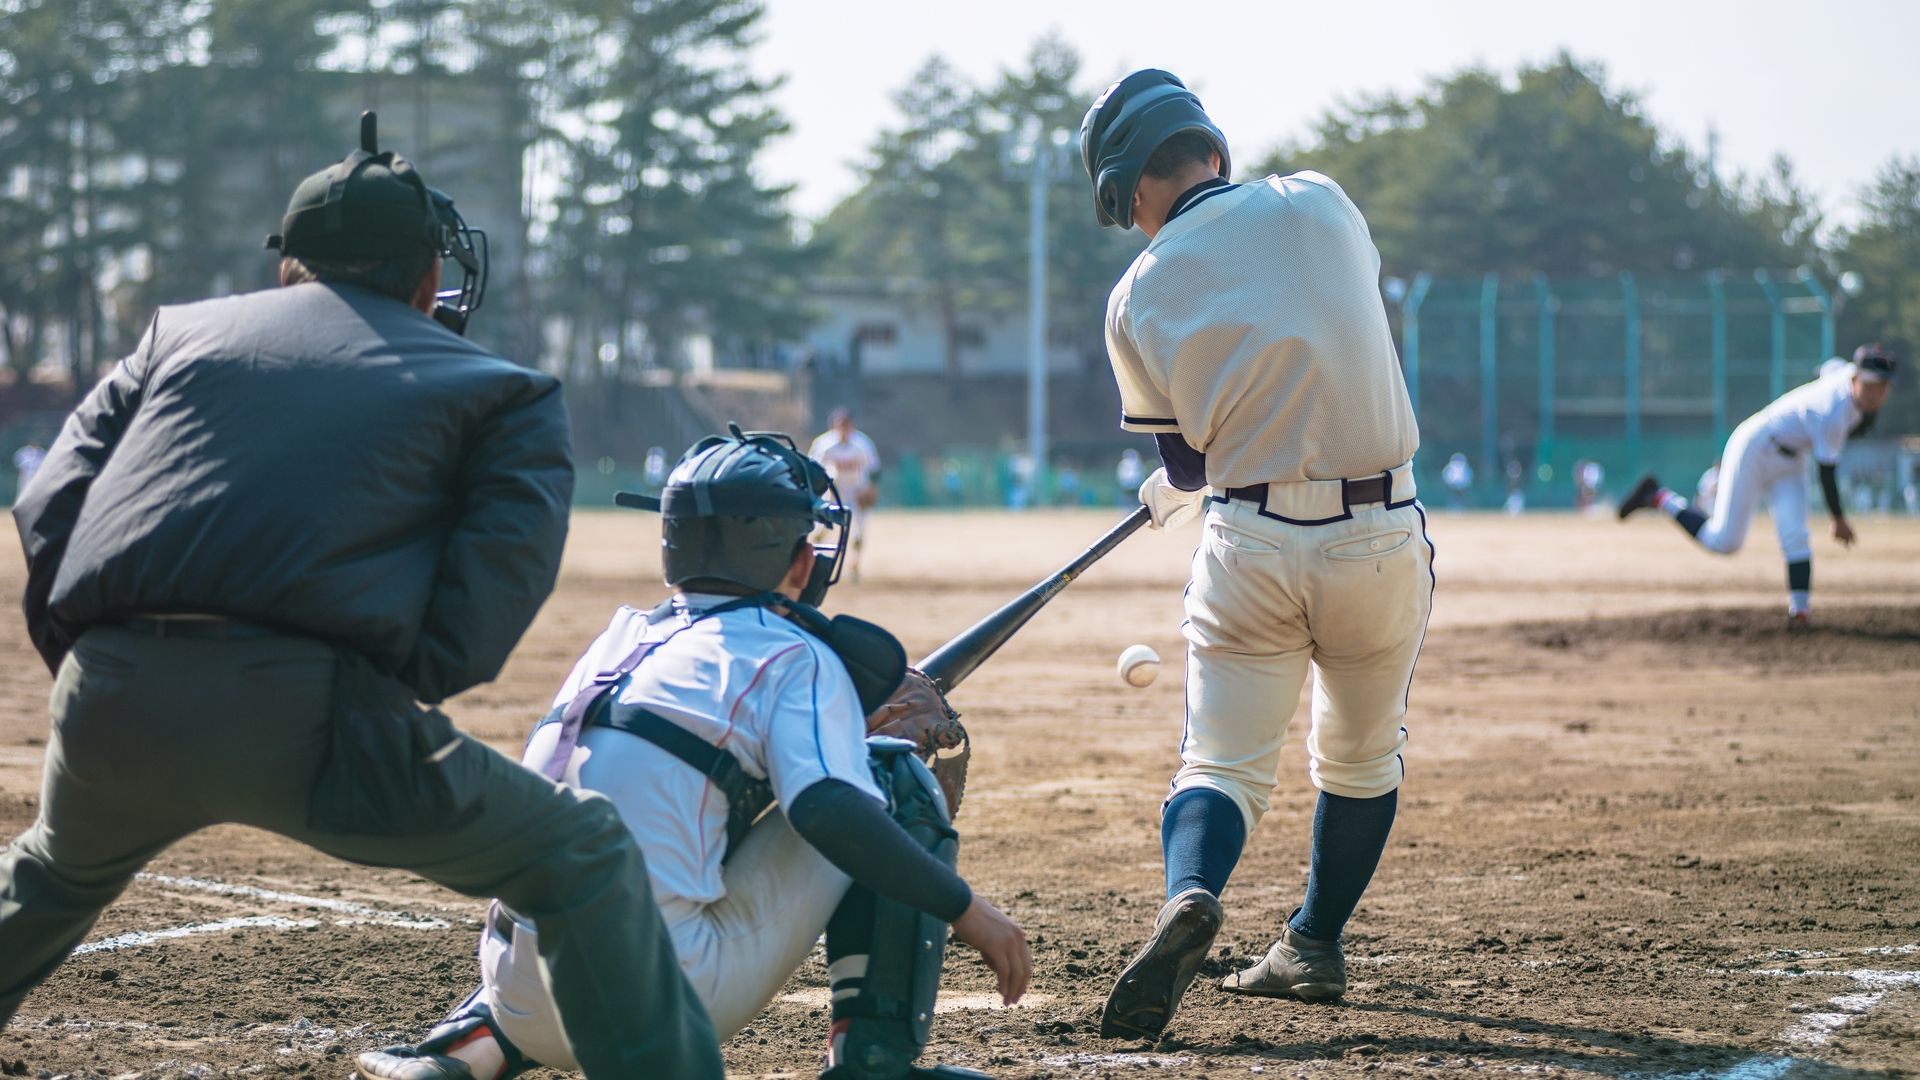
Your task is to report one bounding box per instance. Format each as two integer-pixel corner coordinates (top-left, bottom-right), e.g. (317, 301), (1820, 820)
(867, 667), (970, 817)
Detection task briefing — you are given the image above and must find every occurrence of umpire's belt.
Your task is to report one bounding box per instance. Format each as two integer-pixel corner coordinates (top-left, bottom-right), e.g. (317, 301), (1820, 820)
(1213, 460), (1417, 526)
(116, 614), (281, 640)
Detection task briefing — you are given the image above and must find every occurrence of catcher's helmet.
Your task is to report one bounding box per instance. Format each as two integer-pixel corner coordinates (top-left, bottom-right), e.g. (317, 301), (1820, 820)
(1079, 69), (1230, 230)
(618, 425), (849, 602)
(267, 112), (488, 335)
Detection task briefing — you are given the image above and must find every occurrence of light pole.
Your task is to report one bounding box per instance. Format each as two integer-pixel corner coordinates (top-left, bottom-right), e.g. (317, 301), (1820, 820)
(1002, 116), (1076, 505)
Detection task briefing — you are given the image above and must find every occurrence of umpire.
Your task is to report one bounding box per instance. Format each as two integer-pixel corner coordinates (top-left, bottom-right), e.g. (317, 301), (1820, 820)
(1, 120), (722, 1077)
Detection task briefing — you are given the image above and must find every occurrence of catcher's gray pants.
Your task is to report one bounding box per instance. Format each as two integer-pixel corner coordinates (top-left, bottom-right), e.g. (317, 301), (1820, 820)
(481, 810), (852, 1065)
(0, 626), (722, 1079)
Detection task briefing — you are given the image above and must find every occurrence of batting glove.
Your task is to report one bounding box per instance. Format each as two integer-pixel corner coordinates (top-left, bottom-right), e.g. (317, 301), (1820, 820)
(1139, 467), (1211, 530)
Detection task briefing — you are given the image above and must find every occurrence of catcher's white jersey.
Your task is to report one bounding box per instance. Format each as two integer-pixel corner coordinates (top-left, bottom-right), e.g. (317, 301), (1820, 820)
(521, 598), (880, 926)
(809, 429), (881, 497)
(1106, 171), (1418, 487)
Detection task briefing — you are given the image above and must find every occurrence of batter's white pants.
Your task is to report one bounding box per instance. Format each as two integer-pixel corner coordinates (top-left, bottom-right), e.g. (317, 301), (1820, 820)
(1694, 417), (1813, 563)
(477, 813), (850, 1068)
(1174, 467), (1434, 834)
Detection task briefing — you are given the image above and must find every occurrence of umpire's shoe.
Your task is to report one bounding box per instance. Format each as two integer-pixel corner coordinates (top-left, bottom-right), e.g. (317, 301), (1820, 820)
(1617, 474), (1662, 520)
(1100, 886), (1224, 1040)
(1220, 918), (1345, 1001)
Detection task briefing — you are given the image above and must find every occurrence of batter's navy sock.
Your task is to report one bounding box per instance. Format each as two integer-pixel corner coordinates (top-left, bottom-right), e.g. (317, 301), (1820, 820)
(1161, 787), (1246, 899)
(1656, 490), (1707, 537)
(1787, 559), (1811, 615)
(1290, 789), (1398, 942)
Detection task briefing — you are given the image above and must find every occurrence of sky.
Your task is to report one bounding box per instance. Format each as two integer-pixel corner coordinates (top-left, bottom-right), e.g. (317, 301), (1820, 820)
(747, 0), (1919, 230)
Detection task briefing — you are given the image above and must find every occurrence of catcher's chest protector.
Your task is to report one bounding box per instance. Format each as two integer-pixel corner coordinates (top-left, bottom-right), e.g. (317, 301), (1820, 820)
(834, 739), (960, 1076)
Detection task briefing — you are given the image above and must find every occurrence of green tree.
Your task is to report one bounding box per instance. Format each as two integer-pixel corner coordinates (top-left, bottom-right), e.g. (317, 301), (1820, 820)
(544, 0), (811, 379)
(1253, 54), (1821, 280)
(1835, 156), (1920, 433)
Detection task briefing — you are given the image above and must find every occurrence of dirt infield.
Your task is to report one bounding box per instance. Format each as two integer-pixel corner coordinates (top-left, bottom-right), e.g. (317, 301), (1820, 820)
(2, 510), (1917, 1078)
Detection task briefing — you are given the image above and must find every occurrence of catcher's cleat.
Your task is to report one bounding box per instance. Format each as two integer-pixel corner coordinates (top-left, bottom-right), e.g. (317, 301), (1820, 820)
(1099, 887), (1223, 1040)
(1617, 474), (1662, 520)
(820, 1066), (991, 1079)
(354, 1048), (474, 1080)
(1220, 919), (1346, 1001)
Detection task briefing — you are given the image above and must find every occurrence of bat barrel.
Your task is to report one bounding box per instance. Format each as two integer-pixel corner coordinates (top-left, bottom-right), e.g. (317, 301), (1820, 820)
(915, 506), (1151, 692)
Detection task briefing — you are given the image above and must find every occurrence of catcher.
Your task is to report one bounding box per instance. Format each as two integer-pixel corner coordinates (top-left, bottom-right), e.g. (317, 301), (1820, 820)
(355, 427), (1024, 1080)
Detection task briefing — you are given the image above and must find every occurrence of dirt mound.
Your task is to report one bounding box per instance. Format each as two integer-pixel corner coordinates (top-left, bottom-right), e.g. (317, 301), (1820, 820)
(1512, 604), (1920, 673)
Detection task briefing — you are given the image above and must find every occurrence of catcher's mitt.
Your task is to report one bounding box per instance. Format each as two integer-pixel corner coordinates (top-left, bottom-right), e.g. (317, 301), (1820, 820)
(867, 667), (969, 816)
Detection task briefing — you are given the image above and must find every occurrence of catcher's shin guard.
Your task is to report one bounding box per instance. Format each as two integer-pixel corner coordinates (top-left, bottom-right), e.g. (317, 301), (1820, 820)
(828, 739), (961, 1079)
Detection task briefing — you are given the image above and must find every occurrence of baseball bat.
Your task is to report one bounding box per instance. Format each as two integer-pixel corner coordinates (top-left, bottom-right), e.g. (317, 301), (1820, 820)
(914, 505), (1152, 692)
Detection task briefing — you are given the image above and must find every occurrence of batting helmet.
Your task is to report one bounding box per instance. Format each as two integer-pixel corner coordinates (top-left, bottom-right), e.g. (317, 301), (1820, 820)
(1078, 69), (1230, 230)
(617, 425), (849, 602)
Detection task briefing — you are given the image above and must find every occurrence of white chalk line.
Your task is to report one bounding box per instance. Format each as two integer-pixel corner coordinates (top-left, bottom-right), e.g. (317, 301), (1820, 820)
(68, 872), (477, 957)
(137, 872), (461, 930)
(73, 915), (320, 954)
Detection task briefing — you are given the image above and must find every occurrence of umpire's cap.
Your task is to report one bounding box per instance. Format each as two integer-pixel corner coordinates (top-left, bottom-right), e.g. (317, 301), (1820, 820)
(1079, 69), (1230, 230)
(617, 425), (849, 597)
(266, 116), (448, 262)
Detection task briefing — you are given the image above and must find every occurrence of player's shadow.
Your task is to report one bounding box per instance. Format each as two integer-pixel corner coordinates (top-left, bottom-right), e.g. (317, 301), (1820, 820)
(1161, 1001), (1885, 1078)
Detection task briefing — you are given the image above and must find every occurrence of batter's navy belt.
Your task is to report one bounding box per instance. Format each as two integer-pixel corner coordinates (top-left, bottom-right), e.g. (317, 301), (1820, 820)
(1212, 461), (1417, 526)
(115, 615), (281, 640)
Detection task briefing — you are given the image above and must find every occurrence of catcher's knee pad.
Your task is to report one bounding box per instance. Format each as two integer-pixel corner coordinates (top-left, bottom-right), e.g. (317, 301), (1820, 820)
(833, 738), (960, 1079)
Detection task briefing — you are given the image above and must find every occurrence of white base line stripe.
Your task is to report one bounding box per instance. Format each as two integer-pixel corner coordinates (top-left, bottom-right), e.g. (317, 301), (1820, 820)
(136, 872), (457, 930)
(74, 916), (319, 954)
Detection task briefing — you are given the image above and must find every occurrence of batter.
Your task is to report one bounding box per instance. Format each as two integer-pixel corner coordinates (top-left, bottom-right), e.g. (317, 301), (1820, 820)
(1618, 344), (1897, 627)
(1079, 69), (1433, 1040)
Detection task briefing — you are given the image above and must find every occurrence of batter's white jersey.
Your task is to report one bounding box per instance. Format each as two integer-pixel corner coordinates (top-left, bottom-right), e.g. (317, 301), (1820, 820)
(1106, 172), (1419, 486)
(810, 429), (881, 498)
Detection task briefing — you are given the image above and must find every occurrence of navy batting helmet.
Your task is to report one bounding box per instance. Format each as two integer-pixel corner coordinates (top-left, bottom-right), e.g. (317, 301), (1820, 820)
(1079, 69), (1230, 230)
(617, 425), (849, 602)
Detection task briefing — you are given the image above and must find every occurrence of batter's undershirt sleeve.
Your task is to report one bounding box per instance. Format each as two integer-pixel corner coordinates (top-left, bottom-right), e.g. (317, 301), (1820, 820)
(1155, 433), (1209, 492)
(1819, 463), (1845, 523)
(788, 778), (972, 923)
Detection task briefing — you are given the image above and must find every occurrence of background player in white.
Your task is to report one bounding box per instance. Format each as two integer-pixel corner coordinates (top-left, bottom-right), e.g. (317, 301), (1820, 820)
(355, 430), (1026, 1080)
(1078, 70), (1433, 1040)
(811, 407), (881, 580)
(1618, 344), (1897, 627)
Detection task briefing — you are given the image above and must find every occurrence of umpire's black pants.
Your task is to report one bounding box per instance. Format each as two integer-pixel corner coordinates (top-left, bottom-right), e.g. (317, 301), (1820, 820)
(0, 625), (722, 1078)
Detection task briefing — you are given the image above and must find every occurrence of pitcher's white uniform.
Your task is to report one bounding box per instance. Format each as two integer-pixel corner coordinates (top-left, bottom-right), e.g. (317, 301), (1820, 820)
(483, 598), (881, 1066)
(1107, 171), (1431, 831)
(1687, 367), (1859, 562)
(810, 428), (881, 549)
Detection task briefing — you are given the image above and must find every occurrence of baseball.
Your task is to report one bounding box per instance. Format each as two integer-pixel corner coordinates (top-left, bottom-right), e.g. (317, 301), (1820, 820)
(1118, 644), (1160, 688)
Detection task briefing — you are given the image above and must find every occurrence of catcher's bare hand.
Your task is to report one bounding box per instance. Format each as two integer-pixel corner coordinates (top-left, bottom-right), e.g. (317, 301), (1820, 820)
(952, 895), (1031, 1005)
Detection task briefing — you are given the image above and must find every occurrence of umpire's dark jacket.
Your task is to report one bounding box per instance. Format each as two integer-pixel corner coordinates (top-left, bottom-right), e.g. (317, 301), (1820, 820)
(12, 281), (573, 704)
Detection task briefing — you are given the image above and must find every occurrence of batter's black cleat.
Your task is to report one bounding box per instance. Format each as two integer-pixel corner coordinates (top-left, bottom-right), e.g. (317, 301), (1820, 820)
(1617, 474), (1662, 520)
(1220, 918), (1346, 1001)
(1100, 886), (1224, 1040)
